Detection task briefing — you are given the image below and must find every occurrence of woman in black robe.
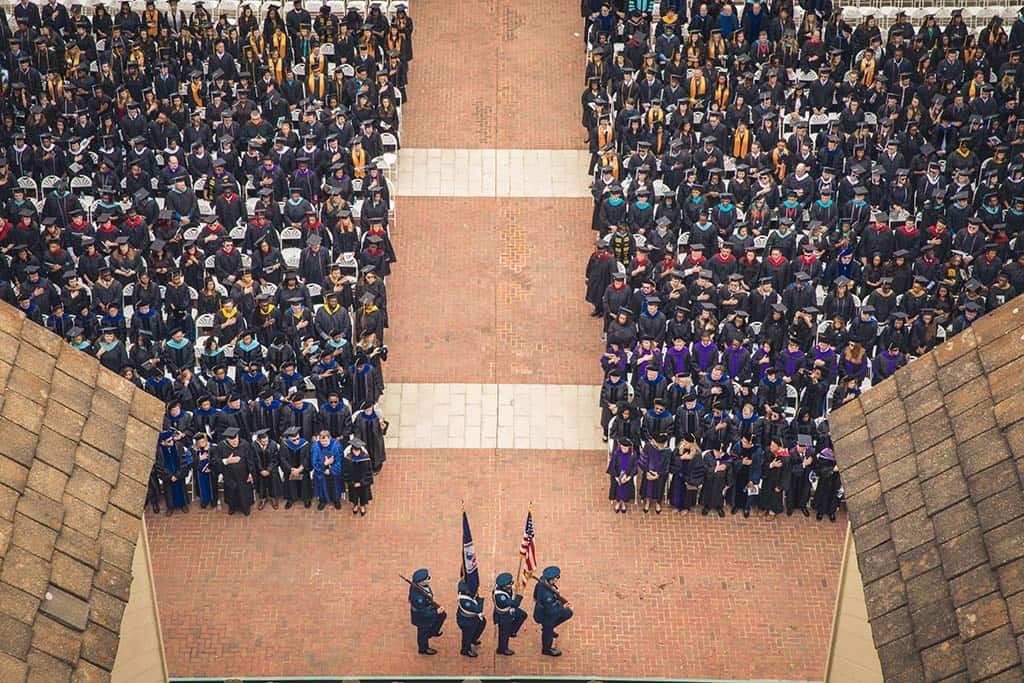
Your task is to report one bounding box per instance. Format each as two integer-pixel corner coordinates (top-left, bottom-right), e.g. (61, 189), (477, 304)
(811, 448), (842, 522)
(668, 434), (705, 514)
(344, 438), (374, 515)
(699, 447), (730, 517)
(93, 327), (130, 373)
(606, 438), (637, 514)
(352, 403), (387, 474)
(759, 444), (790, 519)
(252, 430), (283, 510)
(639, 434), (671, 513)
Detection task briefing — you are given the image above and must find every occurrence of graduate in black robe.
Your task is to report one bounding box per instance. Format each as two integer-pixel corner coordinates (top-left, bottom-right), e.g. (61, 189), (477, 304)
(669, 434), (705, 513)
(728, 435), (762, 517)
(279, 426), (312, 509)
(700, 447), (730, 517)
(639, 433), (671, 513)
(607, 438), (637, 514)
(190, 433), (218, 509)
(758, 442), (790, 518)
(344, 437), (374, 515)
(352, 402), (387, 474)
(252, 429), (283, 510)
(599, 366), (630, 442)
(786, 435), (814, 516)
(811, 447), (842, 522)
(318, 392), (354, 441)
(94, 327), (130, 373)
(215, 427), (256, 515)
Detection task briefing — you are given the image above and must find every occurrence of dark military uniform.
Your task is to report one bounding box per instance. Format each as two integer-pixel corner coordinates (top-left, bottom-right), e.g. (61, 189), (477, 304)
(532, 566), (573, 656)
(408, 569), (446, 655)
(493, 572), (527, 655)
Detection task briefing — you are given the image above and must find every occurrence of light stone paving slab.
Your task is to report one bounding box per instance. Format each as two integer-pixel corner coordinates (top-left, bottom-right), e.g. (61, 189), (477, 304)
(396, 148), (594, 197)
(379, 383), (604, 450)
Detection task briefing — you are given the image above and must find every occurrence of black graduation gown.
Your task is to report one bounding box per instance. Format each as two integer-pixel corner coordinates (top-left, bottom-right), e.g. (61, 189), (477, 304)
(95, 340), (130, 373)
(353, 410), (387, 473)
(343, 450), (374, 505)
(279, 438), (312, 503)
(699, 450), (729, 512)
(253, 440), (284, 499)
(759, 453), (789, 514)
(318, 402), (354, 441)
(215, 438), (256, 513)
(811, 455), (842, 516)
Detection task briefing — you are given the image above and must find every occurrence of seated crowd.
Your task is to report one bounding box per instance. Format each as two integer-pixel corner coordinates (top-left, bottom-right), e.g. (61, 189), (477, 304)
(582, 1), (1022, 518)
(0, 0), (413, 515)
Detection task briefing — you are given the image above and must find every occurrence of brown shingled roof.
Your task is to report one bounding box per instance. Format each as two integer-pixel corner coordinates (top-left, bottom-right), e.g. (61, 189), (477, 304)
(832, 294), (1024, 682)
(0, 302), (164, 683)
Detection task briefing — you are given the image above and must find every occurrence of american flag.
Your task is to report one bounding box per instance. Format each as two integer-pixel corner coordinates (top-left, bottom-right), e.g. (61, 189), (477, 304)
(518, 510), (537, 591)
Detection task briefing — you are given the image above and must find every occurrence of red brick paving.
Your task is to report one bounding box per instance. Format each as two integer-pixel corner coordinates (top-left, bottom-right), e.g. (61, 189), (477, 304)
(385, 198), (604, 385)
(402, 0), (584, 149)
(148, 449), (846, 680)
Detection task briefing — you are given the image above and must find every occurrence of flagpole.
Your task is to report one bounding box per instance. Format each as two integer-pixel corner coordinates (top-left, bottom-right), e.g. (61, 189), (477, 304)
(514, 502), (532, 596)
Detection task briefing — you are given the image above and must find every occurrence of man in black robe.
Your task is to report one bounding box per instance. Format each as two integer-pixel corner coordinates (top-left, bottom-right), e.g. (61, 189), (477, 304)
(252, 429), (283, 510)
(215, 427), (256, 516)
(279, 426), (312, 509)
(352, 401), (387, 474)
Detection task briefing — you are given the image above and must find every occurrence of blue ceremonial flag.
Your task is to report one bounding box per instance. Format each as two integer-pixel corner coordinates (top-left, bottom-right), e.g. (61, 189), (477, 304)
(461, 508), (480, 595)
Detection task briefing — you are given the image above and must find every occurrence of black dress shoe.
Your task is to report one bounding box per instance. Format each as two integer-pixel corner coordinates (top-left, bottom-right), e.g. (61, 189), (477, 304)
(461, 649), (478, 658)
(497, 648), (515, 656)
(243, 509), (250, 516)
(317, 501), (326, 511)
(816, 512), (823, 520)
(716, 508), (725, 518)
(473, 639), (482, 646)
(334, 500), (342, 510)
(828, 512), (836, 522)
(785, 508), (794, 516)
(419, 648), (437, 655)
(542, 648), (562, 657)
(801, 507), (810, 517)
(701, 507), (710, 516)
(303, 500), (311, 509)
(742, 508), (750, 518)
(284, 501), (294, 510)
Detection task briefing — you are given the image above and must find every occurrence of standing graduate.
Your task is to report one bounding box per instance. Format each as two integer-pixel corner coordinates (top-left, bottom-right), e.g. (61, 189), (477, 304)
(215, 427), (256, 516)
(639, 432), (671, 513)
(252, 429), (283, 510)
(599, 366), (629, 442)
(456, 579), (486, 658)
(156, 430), (190, 515)
(532, 566), (573, 657)
(343, 437), (374, 515)
(492, 572), (527, 656)
(311, 429), (343, 510)
(607, 437), (637, 514)
(279, 426), (312, 509)
(352, 401), (387, 474)
(728, 433), (763, 518)
(786, 434), (814, 516)
(668, 432), (705, 514)
(811, 447), (842, 521)
(759, 439), (790, 519)
(408, 568), (446, 655)
(190, 432), (218, 509)
(700, 445), (730, 518)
